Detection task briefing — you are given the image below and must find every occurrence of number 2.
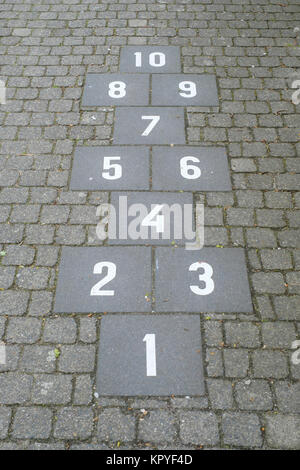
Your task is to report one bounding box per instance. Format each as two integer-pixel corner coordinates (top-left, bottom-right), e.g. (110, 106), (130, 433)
(90, 262), (116, 296)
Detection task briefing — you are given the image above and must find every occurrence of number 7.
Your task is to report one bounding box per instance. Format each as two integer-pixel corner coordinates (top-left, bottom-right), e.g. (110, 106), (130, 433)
(141, 115), (160, 136)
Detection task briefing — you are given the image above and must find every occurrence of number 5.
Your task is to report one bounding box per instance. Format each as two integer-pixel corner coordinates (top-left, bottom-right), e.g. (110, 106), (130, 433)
(102, 156), (122, 180)
(141, 115), (160, 136)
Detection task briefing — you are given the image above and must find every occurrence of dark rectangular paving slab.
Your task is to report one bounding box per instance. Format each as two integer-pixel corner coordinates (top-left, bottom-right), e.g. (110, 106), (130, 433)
(113, 107), (186, 144)
(152, 146), (231, 191)
(70, 146), (150, 191)
(120, 46), (181, 73)
(108, 191), (194, 245)
(97, 315), (204, 396)
(82, 74), (149, 106)
(151, 74), (219, 106)
(54, 247), (152, 313)
(155, 248), (253, 313)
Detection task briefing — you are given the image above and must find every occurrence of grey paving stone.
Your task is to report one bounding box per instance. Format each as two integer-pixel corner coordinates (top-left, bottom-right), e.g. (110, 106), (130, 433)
(0, 407), (11, 439)
(43, 318), (77, 344)
(6, 318), (41, 344)
(12, 407), (52, 439)
(54, 407), (94, 439)
(138, 410), (177, 443)
(0, 373), (33, 404)
(58, 345), (95, 373)
(224, 349), (249, 378)
(222, 412), (262, 448)
(54, 247), (152, 313)
(97, 315), (204, 396)
(264, 414), (300, 449)
(113, 107), (185, 144)
(32, 374), (72, 405)
(98, 408), (136, 442)
(235, 380), (273, 411)
(120, 46), (181, 73)
(0, 291), (29, 316)
(225, 322), (260, 348)
(179, 411), (219, 446)
(252, 351), (288, 379)
(70, 146), (150, 191)
(261, 322), (297, 348)
(274, 382), (300, 413)
(82, 73), (149, 106)
(152, 74), (219, 106)
(74, 375), (93, 405)
(207, 379), (234, 409)
(152, 146), (231, 191)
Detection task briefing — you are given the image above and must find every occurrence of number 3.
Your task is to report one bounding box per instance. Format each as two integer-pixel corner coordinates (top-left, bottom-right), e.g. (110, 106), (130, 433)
(189, 262), (214, 295)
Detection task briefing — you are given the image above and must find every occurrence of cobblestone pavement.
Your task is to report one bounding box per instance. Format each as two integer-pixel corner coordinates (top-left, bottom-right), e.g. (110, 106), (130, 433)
(0, 0), (300, 450)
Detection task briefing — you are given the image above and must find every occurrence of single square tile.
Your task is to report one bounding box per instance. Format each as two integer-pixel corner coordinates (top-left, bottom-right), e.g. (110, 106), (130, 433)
(152, 146), (231, 191)
(113, 107), (186, 144)
(82, 74), (149, 106)
(70, 146), (150, 190)
(54, 247), (152, 313)
(108, 191), (194, 245)
(97, 315), (204, 396)
(120, 46), (181, 73)
(155, 248), (253, 313)
(152, 74), (219, 106)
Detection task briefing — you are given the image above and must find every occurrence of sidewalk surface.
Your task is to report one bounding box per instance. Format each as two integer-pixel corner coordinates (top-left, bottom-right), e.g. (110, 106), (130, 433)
(0, 0), (299, 450)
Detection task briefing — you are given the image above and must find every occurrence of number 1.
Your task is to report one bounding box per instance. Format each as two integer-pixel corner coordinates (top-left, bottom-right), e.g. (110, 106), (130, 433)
(143, 334), (157, 376)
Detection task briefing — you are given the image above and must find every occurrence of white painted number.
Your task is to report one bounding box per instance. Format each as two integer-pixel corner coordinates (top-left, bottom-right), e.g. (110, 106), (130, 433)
(180, 156), (201, 179)
(90, 261), (116, 296)
(141, 115), (160, 136)
(143, 334), (157, 376)
(134, 52), (166, 68)
(141, 204), (164, 233)
(179, 81), (197, 98)
(102, 156), (122, 180)
(108, 81), (126, 99)
(189, 262), (214, 295)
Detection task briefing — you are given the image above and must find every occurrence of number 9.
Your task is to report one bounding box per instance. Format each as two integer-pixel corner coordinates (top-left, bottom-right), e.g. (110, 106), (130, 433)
(179, 81), (197, 98)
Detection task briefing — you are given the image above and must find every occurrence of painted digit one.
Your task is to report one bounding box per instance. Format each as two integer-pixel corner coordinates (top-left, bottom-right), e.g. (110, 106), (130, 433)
(0, 80), (6, 105)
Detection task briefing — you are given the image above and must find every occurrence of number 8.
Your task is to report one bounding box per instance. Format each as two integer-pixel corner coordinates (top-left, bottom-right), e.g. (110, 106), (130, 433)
(108, 81), (126, 99)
